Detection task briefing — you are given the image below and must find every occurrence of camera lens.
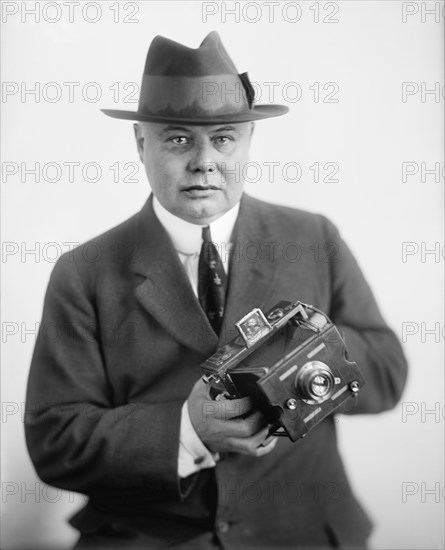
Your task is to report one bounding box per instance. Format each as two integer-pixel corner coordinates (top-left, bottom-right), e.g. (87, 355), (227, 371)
(295, 361), (335, 404)
(310, 375), (331, 397)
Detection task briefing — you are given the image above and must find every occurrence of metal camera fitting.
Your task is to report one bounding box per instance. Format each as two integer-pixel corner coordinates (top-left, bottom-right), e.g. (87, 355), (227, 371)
(295, 361), (336, 405)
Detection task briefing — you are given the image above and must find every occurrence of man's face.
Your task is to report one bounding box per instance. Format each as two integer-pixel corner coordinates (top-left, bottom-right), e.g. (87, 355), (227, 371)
(134, 121), (254, 224)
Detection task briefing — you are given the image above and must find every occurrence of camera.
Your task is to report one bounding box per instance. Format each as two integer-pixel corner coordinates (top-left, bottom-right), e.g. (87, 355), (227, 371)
(201, 301), (365, 442)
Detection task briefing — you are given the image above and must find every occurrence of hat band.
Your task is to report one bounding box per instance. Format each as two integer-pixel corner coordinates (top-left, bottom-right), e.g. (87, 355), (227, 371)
(138, 74), (250, 119)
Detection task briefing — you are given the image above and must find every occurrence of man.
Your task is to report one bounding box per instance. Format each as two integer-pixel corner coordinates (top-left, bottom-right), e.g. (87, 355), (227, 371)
(25, 32), (407, 549)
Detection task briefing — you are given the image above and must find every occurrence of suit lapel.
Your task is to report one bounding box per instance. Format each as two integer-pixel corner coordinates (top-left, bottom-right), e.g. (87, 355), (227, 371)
(132, 197), (218, 356)
(219, 195), (281, 346)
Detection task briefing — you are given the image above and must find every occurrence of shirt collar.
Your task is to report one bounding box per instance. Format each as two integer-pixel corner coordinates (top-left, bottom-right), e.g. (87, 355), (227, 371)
(152, 195), (240, 255)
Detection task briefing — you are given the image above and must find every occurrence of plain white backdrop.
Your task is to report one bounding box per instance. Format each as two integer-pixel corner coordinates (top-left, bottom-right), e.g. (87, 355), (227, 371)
(2, 1), (444, 548)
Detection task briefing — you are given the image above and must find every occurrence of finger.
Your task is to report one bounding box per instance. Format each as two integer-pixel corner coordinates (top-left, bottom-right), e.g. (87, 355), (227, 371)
(190, 378), (212, 402)
(252, 437), (278, 457)
(226, 425), (271, 455)
(209, 414), (265, 440)
(258, 435), (278, 448)
(209, 397), (254, 421)
(218, 396), (254, 419)
(226, 410), (267, 437)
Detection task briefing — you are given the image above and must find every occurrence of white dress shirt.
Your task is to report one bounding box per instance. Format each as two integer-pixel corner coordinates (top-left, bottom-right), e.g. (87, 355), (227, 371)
(152, 196), (240, 478)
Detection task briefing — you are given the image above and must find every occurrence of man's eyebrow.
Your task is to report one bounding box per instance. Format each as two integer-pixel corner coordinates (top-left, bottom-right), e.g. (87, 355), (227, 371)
(212, 125), (238, 133)
(157, 124), (241, 136)
(159, 125), (193, 134)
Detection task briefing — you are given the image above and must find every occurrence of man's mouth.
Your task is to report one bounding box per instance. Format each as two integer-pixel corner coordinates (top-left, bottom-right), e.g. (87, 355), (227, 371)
(183, 185), (220, 192)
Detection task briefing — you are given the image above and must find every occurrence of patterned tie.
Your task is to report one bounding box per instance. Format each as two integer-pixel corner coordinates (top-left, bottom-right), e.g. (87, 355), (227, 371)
(198, 226), (227, 335)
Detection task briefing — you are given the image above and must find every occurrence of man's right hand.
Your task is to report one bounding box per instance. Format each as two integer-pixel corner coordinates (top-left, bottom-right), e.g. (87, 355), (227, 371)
(187, 378), (278, 457)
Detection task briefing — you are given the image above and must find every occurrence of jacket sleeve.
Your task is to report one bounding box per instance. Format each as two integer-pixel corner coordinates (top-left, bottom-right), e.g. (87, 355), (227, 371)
(24, 254), (184, 499)
(321, 216), (408, 414)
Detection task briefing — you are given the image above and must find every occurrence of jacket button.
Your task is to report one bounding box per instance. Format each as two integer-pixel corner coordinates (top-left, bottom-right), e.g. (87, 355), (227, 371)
(216, 520), (229, 533)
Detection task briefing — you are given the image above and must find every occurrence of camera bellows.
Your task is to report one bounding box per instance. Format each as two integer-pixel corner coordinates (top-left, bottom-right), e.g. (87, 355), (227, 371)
(198, 226), (227, 335)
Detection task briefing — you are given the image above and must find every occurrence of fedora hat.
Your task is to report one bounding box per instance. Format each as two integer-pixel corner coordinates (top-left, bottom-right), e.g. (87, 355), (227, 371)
(101, 31), (289, 124)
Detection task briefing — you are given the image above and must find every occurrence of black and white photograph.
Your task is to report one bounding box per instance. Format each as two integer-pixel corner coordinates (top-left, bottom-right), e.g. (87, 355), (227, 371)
(1, 1), (444, 549)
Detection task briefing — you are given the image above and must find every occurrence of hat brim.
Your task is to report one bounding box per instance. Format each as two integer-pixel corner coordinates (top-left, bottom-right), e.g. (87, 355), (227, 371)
(100, 104), (289, 124)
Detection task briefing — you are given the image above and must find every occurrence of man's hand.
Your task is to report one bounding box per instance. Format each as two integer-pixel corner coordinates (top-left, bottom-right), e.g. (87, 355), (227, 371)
(187, 378), (277, 457)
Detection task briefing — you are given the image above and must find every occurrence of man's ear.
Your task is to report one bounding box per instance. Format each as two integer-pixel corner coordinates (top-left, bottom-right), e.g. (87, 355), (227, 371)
(133, 123), (144, 163)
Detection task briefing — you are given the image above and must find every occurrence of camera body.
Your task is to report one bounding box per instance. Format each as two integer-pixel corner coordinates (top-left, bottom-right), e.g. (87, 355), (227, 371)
(201, 301), (365, 442)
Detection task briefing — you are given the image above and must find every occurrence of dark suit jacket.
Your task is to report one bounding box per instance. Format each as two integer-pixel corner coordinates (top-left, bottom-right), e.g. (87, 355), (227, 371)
(25, 194), (407, 549)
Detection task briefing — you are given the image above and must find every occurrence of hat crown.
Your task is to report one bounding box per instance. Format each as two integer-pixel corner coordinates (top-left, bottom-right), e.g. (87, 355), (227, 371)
(101, 32), (289, 124)
(145, 31), (238, 77)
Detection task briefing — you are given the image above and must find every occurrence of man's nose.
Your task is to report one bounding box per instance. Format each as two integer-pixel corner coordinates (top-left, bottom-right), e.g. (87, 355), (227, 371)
(187, 141), (218, 176)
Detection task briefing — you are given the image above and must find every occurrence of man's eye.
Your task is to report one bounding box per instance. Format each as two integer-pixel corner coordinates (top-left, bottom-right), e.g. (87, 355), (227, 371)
(168, 136), (190, 145)
(213, 136), (233, 145)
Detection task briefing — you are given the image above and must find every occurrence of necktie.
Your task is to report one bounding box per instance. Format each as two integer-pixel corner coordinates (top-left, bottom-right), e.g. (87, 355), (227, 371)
(198, 226), (227, 335)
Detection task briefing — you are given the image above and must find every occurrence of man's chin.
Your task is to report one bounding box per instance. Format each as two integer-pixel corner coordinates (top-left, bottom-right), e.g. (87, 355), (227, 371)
(177, 196), (226, 225)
